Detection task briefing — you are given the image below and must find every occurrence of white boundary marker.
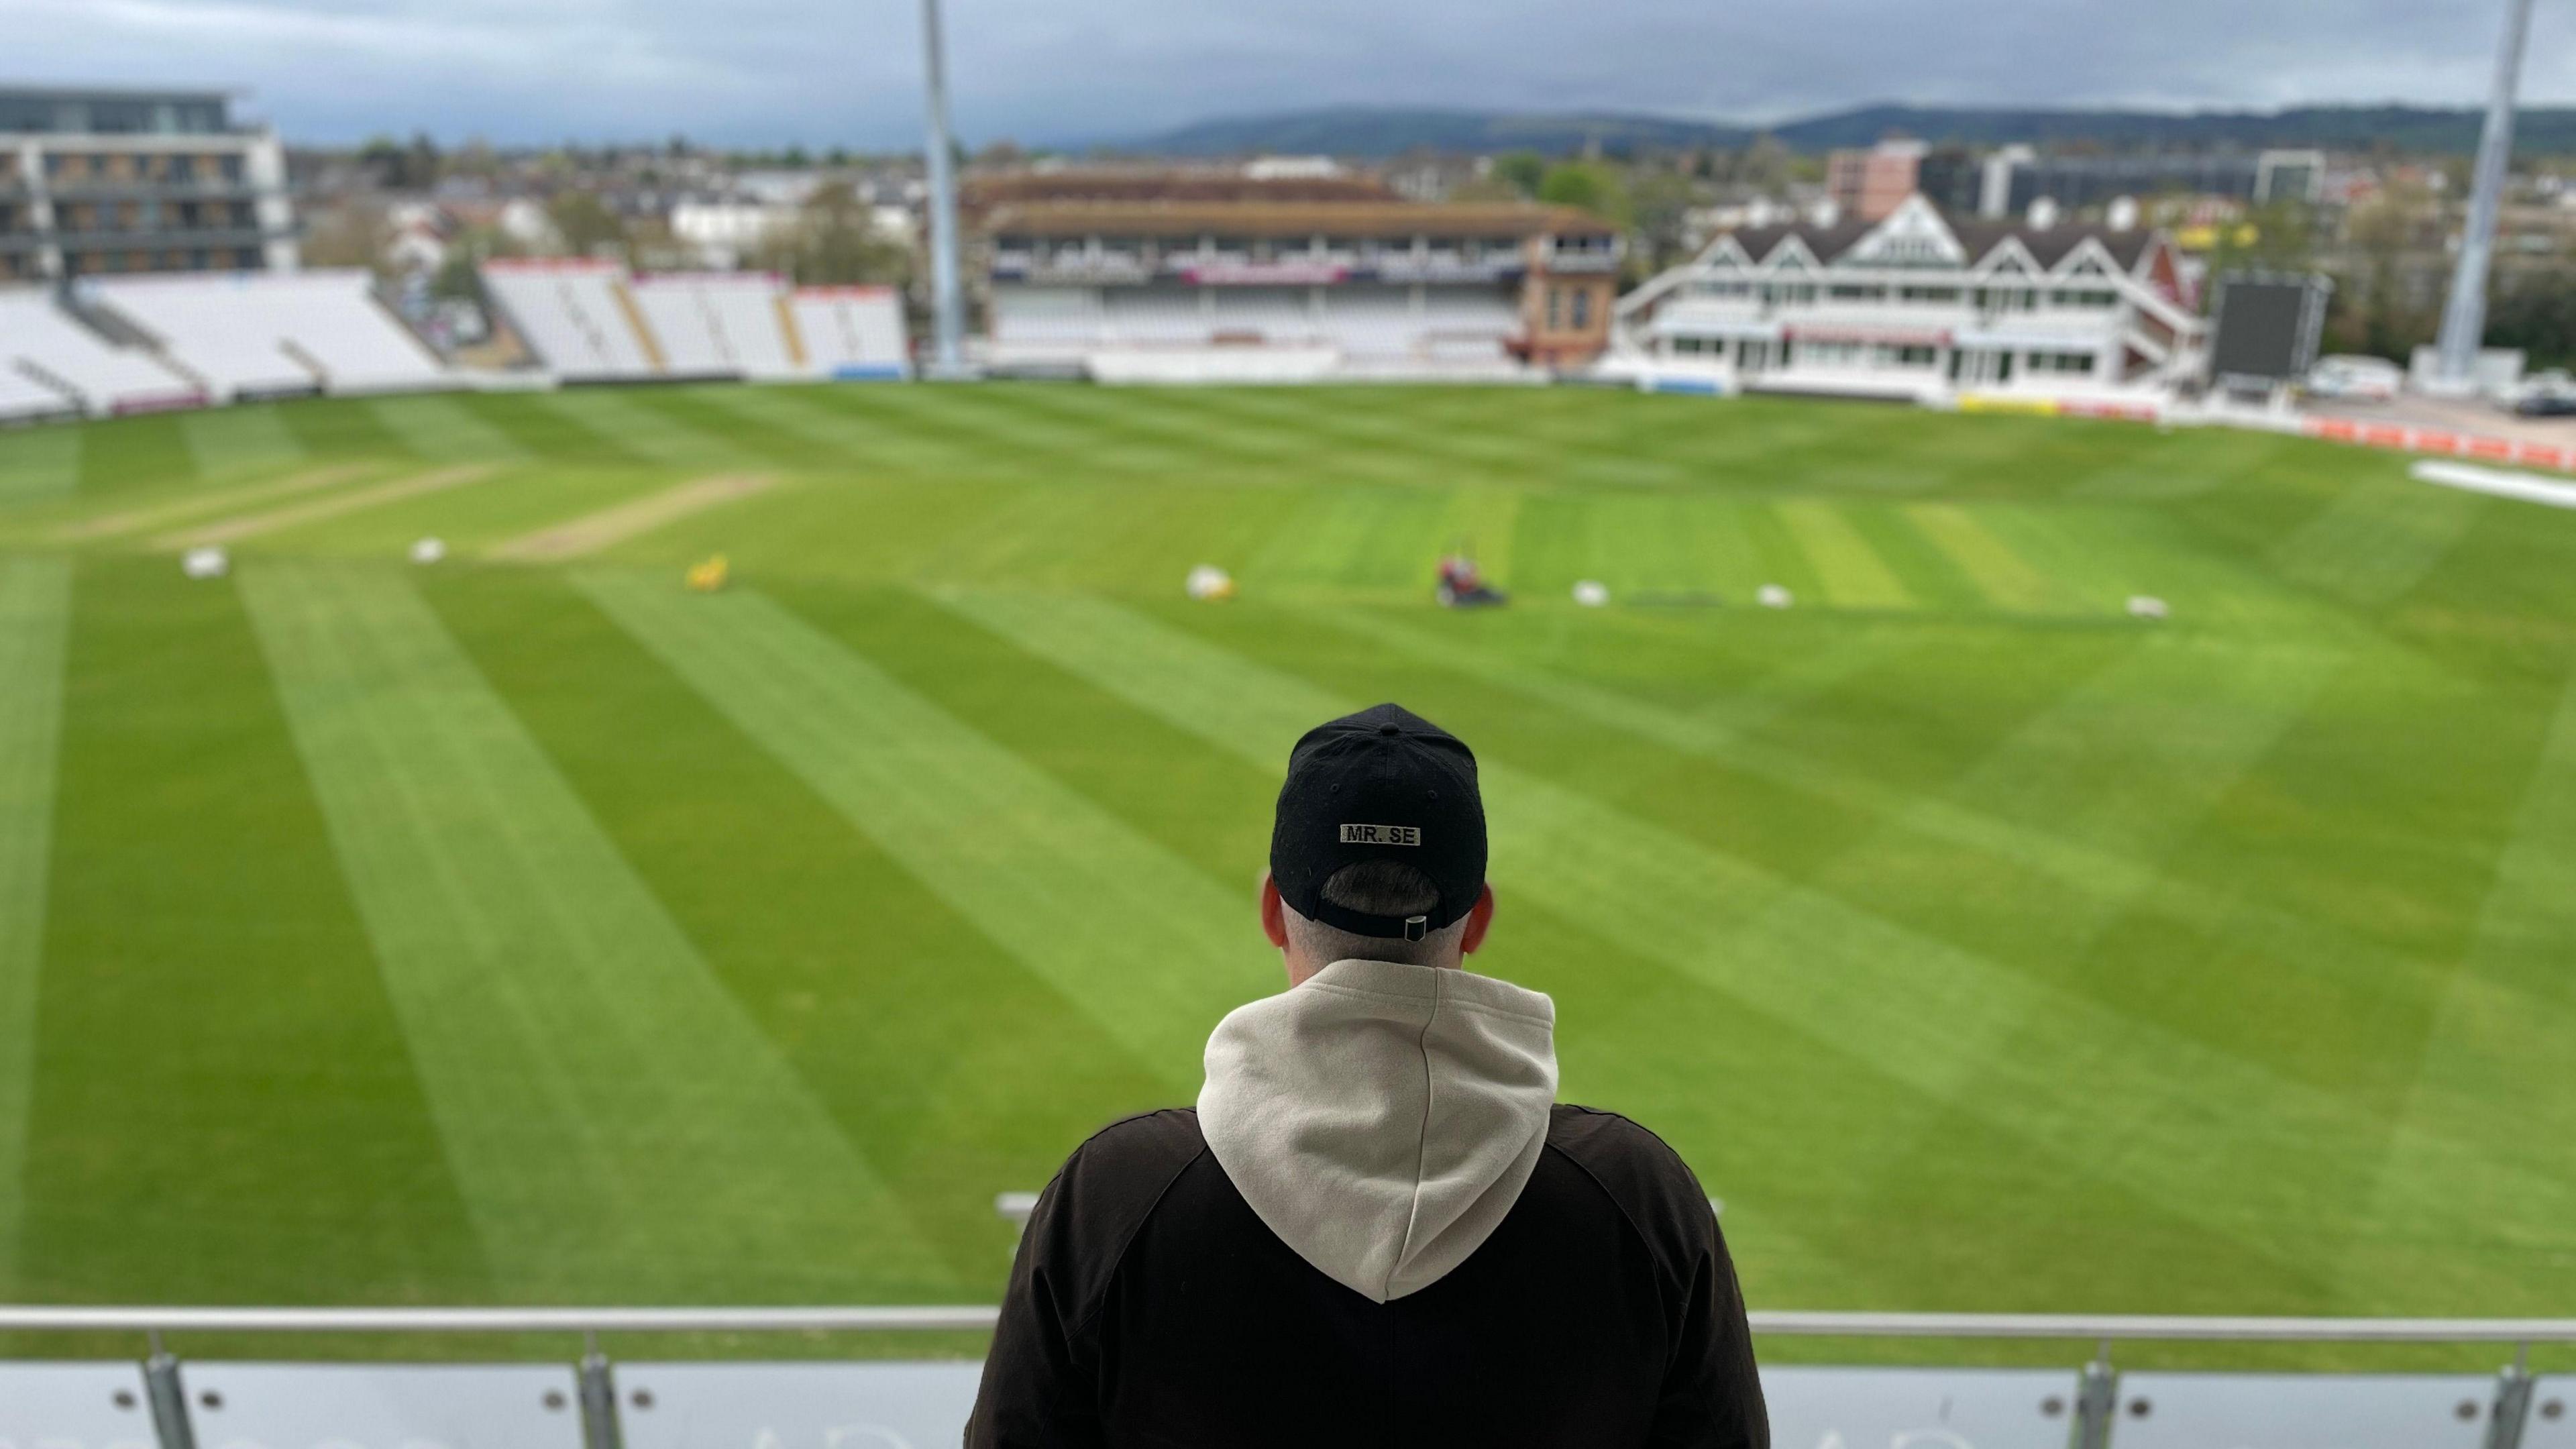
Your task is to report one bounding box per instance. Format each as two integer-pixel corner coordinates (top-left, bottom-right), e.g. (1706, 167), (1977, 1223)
(2412, 459), (2576, 511)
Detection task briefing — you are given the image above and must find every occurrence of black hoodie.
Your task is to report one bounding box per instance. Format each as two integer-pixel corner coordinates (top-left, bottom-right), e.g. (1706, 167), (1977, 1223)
(967, 959), (1768, 1447)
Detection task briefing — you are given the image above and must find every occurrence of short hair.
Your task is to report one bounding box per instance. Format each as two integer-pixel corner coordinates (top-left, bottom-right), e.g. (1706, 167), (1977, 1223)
(1282, 859), (1466, 968)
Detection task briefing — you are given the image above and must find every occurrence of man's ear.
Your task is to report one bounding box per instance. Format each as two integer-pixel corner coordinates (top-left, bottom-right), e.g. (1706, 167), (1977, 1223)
(1459, 882), (1496, 955)
(1258, 870), (1290, 949)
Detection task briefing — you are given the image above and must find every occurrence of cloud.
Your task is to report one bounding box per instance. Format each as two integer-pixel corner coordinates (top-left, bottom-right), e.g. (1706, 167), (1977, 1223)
(5, 0), (2569, 146)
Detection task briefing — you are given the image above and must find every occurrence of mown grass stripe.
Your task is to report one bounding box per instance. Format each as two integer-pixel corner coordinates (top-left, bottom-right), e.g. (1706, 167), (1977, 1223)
(2069, 427), (2289, 500)
(1940, 636), (2345, 866)
(74, 413), (195, 498)
(447, 391), (645, 465)
(180, 403), (307, 481)
(681, 385), (932, 472)
(0, 426), (81, 509)
(1776, 500), (1914, 610)
(488, 474), (775, 562)
(536, 388), (755, 470)
(0, 557), (69, 1283)
(578, 572), (1274, 1077)
(1904, 503), (2061, 612)
(429, 570), (1177, 1283)
(164, 463), (498, 547)
(274, 394), (419, 460)
(366, 393), (535, 464)
(21, 557), (488, 1304)
(1311, 601), (2436, 1078)
(1306, 602), (2162, 902)
(1157, 389), (1421, 485)
(2369, 659), (2576, 1228)
(938, 586), (2570, 1273)
(56, 462), (378, 543)
(241, 561), (947, 1299)
(608, 388), (845, 471)
(2269, 476), (2485, 611)
(780, 386), (1022, 474)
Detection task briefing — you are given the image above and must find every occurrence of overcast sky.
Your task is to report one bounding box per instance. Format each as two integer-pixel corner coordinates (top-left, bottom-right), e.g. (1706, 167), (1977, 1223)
(10, 0), (2575, 148)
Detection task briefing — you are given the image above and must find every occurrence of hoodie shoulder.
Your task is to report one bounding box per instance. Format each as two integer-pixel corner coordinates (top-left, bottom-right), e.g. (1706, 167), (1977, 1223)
(1053, 1108), (1208, 1240)
(1068, 1106), (1207, 1179)
(1026, 1108), (1208, 1332)
(1546, 1104), (1719, 1291)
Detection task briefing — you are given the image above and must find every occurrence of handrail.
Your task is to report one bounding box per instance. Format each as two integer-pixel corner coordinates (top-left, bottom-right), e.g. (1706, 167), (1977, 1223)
(0, 1306), (2569, 1342)
(0, 1305), (1001, 1334)
(1748, 1313), (2576, 1343)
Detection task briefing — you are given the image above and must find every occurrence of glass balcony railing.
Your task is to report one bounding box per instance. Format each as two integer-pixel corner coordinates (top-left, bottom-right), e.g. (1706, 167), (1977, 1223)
(0, 1305), (2565, 1449)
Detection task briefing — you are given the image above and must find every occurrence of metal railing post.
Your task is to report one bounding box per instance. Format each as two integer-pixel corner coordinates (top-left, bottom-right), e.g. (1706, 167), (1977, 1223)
(142, 1328), (196, 1449)
(577, 1329), (622, 1449)
(2485, 1345), (2534, 1449)
(2072, 1341), (2118, 1449)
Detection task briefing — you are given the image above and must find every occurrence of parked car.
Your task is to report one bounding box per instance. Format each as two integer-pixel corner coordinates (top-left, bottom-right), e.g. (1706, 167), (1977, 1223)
(2304, 355), (2404, 402)
(2514, 388), (2576, 417)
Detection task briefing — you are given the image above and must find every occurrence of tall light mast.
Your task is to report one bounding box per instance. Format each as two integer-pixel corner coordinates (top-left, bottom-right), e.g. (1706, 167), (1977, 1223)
(919, 0), (966, 376)
(2432, 0), (2537, 390)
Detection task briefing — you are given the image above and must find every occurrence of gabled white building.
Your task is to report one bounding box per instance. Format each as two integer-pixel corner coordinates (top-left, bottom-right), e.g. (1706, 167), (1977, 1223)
(1614, 195), (2204, 397)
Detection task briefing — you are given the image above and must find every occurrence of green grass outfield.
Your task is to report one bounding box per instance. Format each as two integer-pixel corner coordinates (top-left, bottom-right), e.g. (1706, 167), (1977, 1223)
(1, 382), (2572, 1367)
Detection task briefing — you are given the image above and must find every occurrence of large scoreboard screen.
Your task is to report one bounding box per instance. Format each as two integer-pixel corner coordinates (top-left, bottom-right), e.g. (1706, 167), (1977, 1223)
(2208, 274), (2333, 385)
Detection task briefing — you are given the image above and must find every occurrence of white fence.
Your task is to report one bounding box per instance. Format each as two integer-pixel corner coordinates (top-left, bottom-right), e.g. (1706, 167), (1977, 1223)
(2, 1307), (2569, 1449)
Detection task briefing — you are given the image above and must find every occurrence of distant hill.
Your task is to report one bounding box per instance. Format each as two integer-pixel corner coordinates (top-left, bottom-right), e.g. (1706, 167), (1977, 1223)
(1114, 107), (1752, 158)
(1769, 103), (2576, 154)
(1110, 103), (2576, 158)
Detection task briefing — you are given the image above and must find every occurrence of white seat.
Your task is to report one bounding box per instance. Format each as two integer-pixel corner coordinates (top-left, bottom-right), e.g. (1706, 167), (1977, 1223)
(479, 260), (657, 380)
(80, 273), (344, 398)
(0, 286), (203, 415)
(790, 286), (909, 377)
(629, 273), (801, 379)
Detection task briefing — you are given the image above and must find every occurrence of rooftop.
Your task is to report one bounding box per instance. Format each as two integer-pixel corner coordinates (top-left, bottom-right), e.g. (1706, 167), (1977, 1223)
(963, 168), (1397, 209)
(983, 199), (1619, 241)
(0, 85), (241, 137)
(1719, 210), (2159, 272)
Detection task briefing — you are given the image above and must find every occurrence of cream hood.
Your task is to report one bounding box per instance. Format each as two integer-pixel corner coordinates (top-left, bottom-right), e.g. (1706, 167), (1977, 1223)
(1197, 958), (1558, 1304)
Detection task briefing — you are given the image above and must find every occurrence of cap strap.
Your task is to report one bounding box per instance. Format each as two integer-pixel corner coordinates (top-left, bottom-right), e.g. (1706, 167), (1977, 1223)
(1306, 894), (1464, 942)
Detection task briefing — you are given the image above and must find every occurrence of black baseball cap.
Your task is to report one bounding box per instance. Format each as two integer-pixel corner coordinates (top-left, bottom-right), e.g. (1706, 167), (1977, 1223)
(1270, 703), (1487, 943)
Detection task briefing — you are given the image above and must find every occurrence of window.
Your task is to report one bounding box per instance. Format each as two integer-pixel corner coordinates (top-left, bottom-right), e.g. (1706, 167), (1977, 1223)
(2050, 288), (2118, 309)
(1898, 284), (1962, 305)
(1571, 288), (1592, 329)
(1895, 345), (1939, 367)
(1546, 286), (1563, 331)
(1827, 283), (1883, 302)
(1870, 236), (1951, 266)
(2029, 351), (2094, 374)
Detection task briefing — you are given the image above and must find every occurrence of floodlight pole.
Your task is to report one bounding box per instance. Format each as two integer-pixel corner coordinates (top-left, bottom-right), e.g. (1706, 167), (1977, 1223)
(918, 0), (967, 377)
(2432, 0), (2536, 390)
